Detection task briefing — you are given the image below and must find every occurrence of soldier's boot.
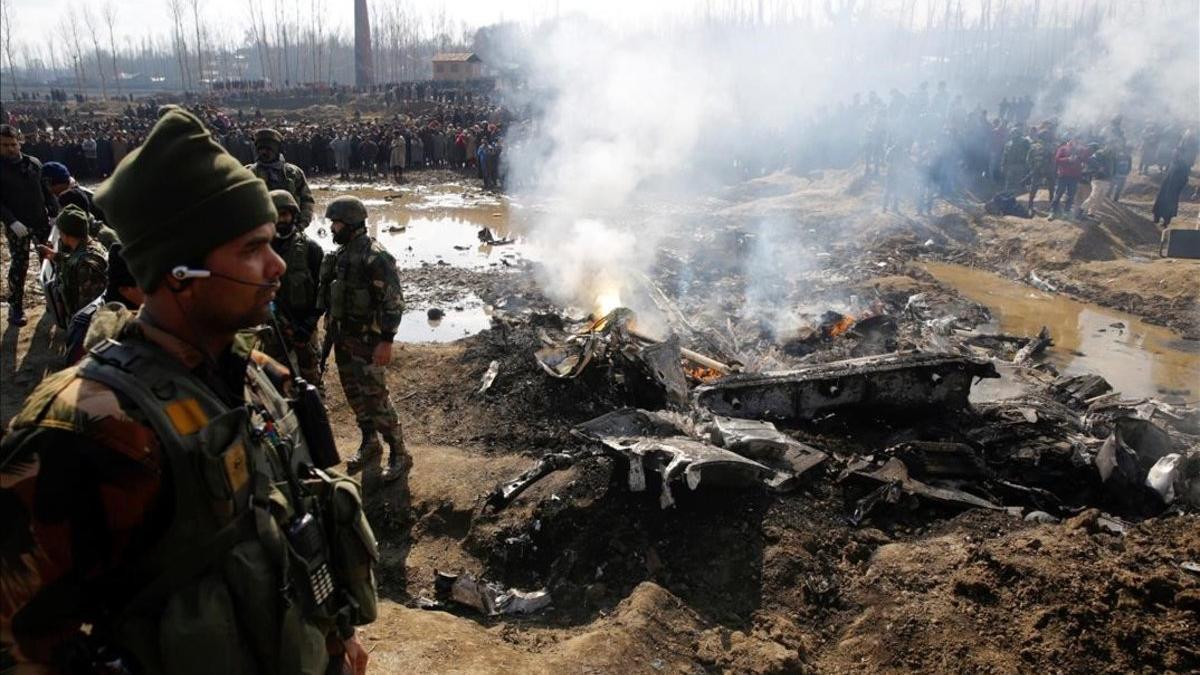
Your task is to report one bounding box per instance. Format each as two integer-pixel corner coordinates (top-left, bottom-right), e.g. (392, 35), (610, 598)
(346, 428), (383, 475)
(380, 429), (411, 487)
(382, 448), (411, 486)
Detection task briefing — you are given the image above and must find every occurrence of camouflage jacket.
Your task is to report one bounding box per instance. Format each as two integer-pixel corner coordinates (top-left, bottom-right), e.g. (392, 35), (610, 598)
(245, 161), (315, 227)
(1026, 140), (1054, 174)
(0, 311), (287, 669)
(60, 237), (109, 316)
(1002, 137), (1031, 173)
(318, 229), (404, 342)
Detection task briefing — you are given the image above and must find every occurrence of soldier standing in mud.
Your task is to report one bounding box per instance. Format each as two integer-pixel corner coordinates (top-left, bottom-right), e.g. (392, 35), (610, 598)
(1000, 127), (1030, 194)
(319, 195), (412, 491)
(265, 189), (325, 385)
(1025, 129), (1056, 215)
(246, 128), (316, 228)
(0, 124), (56, 327)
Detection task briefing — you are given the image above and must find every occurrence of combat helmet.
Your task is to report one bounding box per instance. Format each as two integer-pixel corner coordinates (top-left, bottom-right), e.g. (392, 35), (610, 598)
(325, 195), (368, 225)
(270, 189), (300, 217)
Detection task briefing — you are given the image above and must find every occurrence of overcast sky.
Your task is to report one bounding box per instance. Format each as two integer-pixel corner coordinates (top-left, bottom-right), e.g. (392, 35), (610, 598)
(5, 0), (721, 47)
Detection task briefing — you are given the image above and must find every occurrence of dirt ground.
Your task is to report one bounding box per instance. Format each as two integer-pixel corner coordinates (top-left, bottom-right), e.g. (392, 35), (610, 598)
(2, 165), (1198, 674)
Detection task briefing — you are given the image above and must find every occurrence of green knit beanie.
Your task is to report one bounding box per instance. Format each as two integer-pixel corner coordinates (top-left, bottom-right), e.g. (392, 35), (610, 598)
(94, 105), (277, 291)
(56, 204), (91, 238)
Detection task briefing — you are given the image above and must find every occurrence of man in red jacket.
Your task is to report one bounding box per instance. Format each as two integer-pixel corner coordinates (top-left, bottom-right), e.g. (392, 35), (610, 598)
(1049, 138), (1090, 220)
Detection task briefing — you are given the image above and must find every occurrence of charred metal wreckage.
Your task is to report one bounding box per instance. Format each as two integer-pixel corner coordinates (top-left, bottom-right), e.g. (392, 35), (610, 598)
(489, 302), (1199, 524)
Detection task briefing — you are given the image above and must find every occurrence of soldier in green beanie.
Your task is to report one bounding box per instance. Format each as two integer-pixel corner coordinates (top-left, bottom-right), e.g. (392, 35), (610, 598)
(1, 106), (374, 675)
(246, 127), (315, 229)
(40, 204), (109, 316)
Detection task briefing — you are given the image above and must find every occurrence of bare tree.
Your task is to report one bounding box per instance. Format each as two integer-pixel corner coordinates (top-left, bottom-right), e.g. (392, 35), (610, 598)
(82, 5), (109, 99)
(246, 0), (270, 84)
(102, 2), (122, 97)
(0, 0), (18, 97)
(190, 0), (206, 89)
(62, 5), (89, 95)
(167, 0), (192, 90)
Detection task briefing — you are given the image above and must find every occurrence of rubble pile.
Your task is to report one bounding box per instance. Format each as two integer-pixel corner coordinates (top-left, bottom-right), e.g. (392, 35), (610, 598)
(482, 293), (1199, 525)
(418, 275), (1196, 667)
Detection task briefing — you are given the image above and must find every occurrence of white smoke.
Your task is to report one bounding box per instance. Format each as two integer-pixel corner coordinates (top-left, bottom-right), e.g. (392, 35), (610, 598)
(1058, 2), (1200, 127)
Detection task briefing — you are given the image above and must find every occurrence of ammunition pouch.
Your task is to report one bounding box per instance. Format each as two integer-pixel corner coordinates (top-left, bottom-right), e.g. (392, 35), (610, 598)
(328, 279), (372, 323)
(307, 470), (379, 627)
(76, 337), (377, 674)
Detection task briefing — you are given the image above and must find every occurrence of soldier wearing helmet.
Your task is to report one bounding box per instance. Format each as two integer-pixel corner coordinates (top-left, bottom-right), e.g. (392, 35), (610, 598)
(318, 195), (411, 491)
(246, 128), (315, 228)
(264, 189), (325, 385)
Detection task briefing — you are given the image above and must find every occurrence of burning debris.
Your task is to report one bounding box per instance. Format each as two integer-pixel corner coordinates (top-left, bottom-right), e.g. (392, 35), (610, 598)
(533, 308), (730, 409)
(485, 296), (1199, 529)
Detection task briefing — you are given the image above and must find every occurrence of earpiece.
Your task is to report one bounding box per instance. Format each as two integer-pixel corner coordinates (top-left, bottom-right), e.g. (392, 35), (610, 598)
(172, 266), (211, 280)
(170, 265), (279, 289)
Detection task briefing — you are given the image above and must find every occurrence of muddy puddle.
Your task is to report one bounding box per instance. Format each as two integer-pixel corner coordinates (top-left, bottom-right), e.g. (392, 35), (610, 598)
(304, 185), (514, 343)
(924, 261), (1200, 400)
(309, 185), (528, 270)
(396, 295), (493, 343)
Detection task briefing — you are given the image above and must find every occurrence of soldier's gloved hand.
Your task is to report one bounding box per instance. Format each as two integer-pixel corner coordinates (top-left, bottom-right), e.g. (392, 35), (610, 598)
(8, 220), (29, 238)
(372, 341), (393, 367)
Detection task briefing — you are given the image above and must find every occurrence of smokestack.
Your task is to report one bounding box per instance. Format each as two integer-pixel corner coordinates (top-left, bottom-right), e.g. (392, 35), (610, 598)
(354, 0), (374, 89)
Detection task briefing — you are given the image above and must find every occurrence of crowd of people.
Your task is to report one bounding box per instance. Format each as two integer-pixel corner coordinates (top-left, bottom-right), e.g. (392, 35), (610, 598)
(1, 97), (515, 189)
(800, 81), (1200, 223)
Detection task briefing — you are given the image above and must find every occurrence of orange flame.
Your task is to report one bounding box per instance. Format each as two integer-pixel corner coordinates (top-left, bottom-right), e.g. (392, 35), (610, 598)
(684, 364), (724, 382)
(826, 314), (856, 338)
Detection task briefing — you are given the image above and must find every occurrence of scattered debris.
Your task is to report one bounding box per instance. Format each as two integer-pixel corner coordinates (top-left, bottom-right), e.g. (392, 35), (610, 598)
(1024, 510), (1060, 524)
(1145, 454), (1184, 503)
(841, 457), (1003, 525)
(703, 416), (827, 490)
(478, 360), (500, 394)
(574, 408), (774, 508)
(427, 571), (552, 616)
(485, 452), (578, 512)
(1013, 326), (1052, 365)
(478, 228), (514, 245)
(694, 351), (998, 423)
(1029, 270), (1057, 293)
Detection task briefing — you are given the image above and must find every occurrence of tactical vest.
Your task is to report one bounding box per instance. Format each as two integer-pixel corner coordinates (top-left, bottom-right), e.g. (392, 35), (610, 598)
(67, 337), (378, 675)
(324, 235), (392, 327)
(60, 238), (108, 315)
(277, 233), (318, 317)
(249, 162), (303, 199)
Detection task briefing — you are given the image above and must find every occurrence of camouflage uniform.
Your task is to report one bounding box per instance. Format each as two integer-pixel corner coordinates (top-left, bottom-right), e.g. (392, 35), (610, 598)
(1001, 133), (1031, 193)
(1025, 137), (1056, 211)
(263, 190), (325, 385)
(318, 197), (408, 482)
(59, 236), (109, 316)
(246, 129), (316, 228)
(0, 311), (377, 671)
(91, 222), (120, 250)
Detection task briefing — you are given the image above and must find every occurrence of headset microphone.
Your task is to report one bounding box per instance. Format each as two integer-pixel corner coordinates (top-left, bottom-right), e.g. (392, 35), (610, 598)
(171, 265), (279, 289)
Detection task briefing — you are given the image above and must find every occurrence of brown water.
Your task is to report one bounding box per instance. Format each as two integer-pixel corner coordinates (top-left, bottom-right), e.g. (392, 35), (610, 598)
(923, 262), (1200, 400)
(310, 184), (518, 341)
